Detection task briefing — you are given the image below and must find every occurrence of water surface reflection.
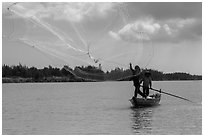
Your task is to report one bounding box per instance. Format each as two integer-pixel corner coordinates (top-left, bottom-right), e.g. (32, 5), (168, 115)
(130, 107), (154, 134)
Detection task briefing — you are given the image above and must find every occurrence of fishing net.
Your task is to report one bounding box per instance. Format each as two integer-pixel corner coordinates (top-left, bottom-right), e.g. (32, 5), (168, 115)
(3, 2), (154, 81)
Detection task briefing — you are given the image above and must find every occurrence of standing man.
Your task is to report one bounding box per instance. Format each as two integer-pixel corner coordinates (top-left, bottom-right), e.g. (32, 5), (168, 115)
(141, 71), (152, 97)
(130, 63), (146, 99)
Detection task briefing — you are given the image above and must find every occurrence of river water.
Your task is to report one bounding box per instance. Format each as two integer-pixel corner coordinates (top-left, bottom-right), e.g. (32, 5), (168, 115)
(2, 81), (202, 135)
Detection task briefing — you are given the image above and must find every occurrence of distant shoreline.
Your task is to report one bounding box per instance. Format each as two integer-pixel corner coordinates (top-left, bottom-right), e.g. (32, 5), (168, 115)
(2, 77), (202, 83)
(2, 64), (202, 83)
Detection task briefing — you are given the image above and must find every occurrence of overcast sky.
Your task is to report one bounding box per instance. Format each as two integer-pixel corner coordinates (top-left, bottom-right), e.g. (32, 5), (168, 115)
(2, 2), (202, 75)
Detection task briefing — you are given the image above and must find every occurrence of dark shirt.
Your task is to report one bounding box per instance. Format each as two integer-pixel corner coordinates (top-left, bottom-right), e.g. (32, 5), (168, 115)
(130, 71), (140, 87)
(130, 65), (141, 87)
(142, 76), (152, 88)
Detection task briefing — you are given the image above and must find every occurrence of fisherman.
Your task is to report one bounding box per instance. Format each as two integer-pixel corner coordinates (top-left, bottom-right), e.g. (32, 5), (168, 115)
(129, 63), (146, 100)
(141, 71), (152, 98)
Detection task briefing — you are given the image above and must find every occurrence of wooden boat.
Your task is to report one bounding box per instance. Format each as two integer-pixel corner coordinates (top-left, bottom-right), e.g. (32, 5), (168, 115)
(130, 93), (161, 107)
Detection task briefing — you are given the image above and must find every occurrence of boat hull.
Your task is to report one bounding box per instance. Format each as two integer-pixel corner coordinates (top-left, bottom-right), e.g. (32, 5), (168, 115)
(130, 93), (161, 107)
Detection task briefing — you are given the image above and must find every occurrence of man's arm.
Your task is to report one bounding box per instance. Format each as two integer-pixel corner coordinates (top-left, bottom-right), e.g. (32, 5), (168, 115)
(129, 63), (134, 72)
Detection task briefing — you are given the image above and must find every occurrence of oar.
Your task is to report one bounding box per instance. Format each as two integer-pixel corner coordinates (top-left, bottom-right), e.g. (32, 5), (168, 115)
(141, 85), (194, 103)
(150, 87), (194, 103)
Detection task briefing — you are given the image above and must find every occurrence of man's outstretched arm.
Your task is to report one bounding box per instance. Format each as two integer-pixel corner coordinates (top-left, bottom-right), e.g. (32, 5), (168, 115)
(129, 63), (134, 72)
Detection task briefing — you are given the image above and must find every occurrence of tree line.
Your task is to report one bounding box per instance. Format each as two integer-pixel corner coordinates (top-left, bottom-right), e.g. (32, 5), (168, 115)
(2, 64), (202, 83)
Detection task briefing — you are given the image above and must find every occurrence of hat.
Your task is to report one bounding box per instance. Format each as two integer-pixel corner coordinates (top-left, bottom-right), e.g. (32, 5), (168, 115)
(145, 70), (150, 74)
(144, 71), (151, 76)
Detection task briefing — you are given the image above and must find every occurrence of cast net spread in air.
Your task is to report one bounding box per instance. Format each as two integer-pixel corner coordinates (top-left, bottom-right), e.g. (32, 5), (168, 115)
(3, 2), (154, 81)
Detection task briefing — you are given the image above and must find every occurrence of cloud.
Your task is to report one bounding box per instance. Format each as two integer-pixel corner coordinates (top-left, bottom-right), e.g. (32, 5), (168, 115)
(6, 2), (116, 23)
(109, 17), (161, 43)
(165, 18), (196, 29)
(115, 2), (201, 43)
(159, 18), (201, 42)
(110, 16), (201, 43)
(129, 17), (161, 34)
(177, 18), (196, 28)
(163, 24), (172, 35)
(5, 2), (201, 44)
(108, 31), (121, 41)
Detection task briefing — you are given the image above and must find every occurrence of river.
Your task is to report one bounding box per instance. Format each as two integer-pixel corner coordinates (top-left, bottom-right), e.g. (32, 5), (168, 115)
(2, 81), (202, 134)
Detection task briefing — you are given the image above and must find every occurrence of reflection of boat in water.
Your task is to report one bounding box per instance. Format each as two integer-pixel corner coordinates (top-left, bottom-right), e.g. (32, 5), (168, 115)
(130, 93), (161, 107)
(130, 107), (153, 134)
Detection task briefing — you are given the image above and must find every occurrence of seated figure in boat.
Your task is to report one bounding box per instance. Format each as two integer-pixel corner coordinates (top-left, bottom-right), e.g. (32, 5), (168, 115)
(141, 71), (152, 98)
(129, 63), (146, 100)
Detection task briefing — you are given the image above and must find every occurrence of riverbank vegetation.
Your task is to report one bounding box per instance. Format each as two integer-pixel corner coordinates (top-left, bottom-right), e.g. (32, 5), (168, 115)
(2, 64), (202, 83)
